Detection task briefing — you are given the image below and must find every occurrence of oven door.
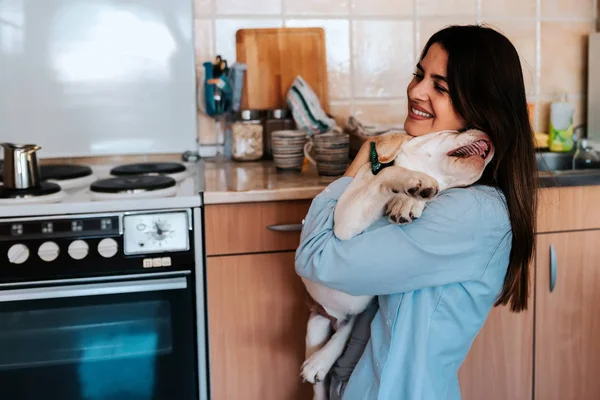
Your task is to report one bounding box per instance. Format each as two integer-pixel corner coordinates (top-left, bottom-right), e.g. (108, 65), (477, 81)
(0, 272), (198, 400)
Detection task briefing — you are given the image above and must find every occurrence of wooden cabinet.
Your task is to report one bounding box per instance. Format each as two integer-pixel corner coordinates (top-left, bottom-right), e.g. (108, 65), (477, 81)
(459, 302), (533, 400)
(205, 200), (312, 400)
(207, 252), (312, 400)
(534, 231), (600, 400)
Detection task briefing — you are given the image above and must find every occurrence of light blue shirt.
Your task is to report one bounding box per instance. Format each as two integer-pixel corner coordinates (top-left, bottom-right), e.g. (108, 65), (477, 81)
(295, 177), (512, 400)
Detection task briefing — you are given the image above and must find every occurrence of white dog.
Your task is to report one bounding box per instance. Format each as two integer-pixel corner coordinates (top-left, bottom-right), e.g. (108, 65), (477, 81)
(300, 129), (495, 399)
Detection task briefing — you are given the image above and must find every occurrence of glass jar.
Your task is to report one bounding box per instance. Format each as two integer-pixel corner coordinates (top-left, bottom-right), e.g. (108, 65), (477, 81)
(263, 109), (296, 159)
(230, 110), (264, 161)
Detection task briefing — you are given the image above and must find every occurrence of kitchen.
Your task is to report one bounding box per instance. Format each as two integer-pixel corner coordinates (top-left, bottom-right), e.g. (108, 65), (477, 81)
(0, 0), (598, 399)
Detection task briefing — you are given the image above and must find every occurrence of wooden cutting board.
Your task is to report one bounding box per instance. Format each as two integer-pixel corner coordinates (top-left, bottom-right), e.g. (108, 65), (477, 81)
(235, 27), (329, 113)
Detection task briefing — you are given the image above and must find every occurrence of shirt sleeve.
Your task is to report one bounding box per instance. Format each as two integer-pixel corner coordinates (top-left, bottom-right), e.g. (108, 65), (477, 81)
(294, 177), (511, 296)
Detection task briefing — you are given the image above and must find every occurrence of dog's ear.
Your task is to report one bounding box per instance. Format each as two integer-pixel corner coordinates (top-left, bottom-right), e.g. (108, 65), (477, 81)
(371, 133), (410, 164)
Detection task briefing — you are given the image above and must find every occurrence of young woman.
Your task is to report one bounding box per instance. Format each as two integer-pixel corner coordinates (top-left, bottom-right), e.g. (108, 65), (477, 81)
(295, 24), (537, 399)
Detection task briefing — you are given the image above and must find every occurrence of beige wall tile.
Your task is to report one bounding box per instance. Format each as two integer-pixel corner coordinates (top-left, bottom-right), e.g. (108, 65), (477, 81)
(329, 103), (354, 127)
(483, 20), (537, 96)
(540, 21), (593, 97)
(198, 113), (219, 144)
(285, 19), (351, 100)
(541, 0), (594, 19)
(214, 19), (283, 61)
(285, 0), (349, 15)
(194, 0), (213, 16)
(353, 20), (414, 98)
(536, 96), (586, 133)
(194, 19), (214, 67)
(417, 0), (477, 17)
(353, 101), (408, 126)
(352, 0), (413, 16)
(481, 0), (536, 18)
(418, 18), (477, 50)
(216, 0), (281, 15)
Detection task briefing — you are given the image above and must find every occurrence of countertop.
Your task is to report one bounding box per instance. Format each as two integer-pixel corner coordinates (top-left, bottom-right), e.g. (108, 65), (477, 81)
(202, 160), (334, 204)
(201, 159), (600, 205)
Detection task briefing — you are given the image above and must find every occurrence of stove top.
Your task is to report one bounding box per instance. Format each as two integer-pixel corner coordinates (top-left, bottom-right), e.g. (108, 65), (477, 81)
(0, 161), (204, 217)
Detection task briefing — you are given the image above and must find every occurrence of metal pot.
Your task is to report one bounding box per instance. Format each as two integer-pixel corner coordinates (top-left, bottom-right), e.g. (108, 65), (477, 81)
(1, 143), (42, 189)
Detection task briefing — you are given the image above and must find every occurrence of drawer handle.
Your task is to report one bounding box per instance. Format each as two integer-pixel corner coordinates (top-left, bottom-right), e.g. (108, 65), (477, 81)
(549, 243), (557, 292)
(267, 223), (303, 232)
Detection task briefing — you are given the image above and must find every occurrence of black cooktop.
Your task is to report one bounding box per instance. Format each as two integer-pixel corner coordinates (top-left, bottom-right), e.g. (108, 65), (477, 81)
(90, 175), (176, 194)
(110, 162), (186, 177)
(0, 181), (61, 199)
(40, 164), (93, 181)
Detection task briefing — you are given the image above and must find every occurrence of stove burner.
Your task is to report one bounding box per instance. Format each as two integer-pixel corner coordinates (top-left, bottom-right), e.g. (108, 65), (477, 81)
(110, 162), (186, 177)
(41, 164), (93, 181)
(91, 175), (176, 194)
(0, 182), (62, 199)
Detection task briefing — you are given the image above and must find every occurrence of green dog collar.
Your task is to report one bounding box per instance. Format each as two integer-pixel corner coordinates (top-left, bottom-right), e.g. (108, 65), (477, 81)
(370, 141), (395, 175)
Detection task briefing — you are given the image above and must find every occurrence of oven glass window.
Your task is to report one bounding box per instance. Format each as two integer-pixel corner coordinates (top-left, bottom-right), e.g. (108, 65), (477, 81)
(0, 290), (197, 400)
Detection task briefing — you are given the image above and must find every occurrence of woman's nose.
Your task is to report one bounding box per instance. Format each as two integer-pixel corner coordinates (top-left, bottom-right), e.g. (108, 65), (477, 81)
(408, 79), (429, 102)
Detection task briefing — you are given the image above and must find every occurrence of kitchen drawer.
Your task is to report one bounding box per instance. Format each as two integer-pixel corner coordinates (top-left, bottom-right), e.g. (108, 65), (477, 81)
(537, 186), (600, 233)
(205, 200), (312, 256)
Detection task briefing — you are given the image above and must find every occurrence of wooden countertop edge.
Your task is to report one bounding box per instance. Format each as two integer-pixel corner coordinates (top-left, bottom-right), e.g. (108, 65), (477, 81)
(203, 186), (326, 204)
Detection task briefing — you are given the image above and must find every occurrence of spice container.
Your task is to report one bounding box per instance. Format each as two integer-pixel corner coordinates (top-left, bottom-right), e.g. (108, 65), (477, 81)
(263, 109), (296, 159)
(230, 110), (264, 161)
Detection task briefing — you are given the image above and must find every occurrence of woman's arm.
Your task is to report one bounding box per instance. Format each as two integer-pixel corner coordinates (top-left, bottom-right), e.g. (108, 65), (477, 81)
(295, 177), (511, 296)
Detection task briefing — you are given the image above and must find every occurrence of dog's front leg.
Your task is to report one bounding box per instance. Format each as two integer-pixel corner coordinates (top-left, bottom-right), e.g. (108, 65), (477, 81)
(334, 163), (392, 240)
(334, 164), (439, 240)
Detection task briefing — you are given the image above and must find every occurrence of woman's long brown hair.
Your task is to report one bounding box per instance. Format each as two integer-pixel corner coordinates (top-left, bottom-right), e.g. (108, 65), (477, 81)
(423, 25), (538, 312)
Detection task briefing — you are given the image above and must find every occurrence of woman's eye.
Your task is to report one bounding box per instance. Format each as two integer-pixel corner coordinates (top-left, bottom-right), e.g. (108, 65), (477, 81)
(412, 72), (423, 81)
(435, 85), (448, 94)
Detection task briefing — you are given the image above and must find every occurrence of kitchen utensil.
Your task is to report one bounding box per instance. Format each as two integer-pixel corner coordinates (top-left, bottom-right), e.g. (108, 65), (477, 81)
(1, 142), (42, 189)
(303, 132), (349, 176)
(271, 130), (308, 171)
(235, 27), (329, 112)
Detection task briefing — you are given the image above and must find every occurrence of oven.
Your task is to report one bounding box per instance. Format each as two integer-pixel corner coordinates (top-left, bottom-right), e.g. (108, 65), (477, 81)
(0, 208), (208, 400)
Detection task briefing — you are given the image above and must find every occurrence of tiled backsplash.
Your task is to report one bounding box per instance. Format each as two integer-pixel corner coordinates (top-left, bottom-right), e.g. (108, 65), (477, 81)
(193, 0), (597, 150)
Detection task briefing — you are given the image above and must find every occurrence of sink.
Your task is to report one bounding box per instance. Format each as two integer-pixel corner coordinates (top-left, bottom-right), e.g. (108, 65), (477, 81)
(536, 152), (574, 171)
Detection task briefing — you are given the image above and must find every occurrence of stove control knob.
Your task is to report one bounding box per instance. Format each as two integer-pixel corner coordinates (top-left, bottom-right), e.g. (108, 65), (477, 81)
(68, 240), (89, 260)
(98, 238), (118, 258)
(8, 244), (29, 264)
(38, 241), (60, 262)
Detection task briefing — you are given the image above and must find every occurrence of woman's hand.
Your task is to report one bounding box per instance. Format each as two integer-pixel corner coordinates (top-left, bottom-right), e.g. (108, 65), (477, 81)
(344, 140), (372, 177)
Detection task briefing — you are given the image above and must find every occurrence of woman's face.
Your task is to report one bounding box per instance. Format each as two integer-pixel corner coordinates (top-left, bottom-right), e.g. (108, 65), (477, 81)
(404, 43), (466, 137)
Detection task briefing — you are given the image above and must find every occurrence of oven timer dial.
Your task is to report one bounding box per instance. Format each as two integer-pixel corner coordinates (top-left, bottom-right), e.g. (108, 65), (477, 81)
(7, 244), (29, 264)
(123, 211), (189, 255)
(68, 240), (89, 260)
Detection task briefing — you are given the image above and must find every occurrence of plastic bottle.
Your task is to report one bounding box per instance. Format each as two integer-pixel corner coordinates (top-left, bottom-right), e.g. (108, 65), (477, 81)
(548, 95), (575, 152)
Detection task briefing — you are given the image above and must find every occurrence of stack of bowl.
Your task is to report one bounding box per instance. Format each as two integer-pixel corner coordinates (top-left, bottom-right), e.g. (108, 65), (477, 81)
(305, 132), (350, 176)
(271, 130), (309, 171)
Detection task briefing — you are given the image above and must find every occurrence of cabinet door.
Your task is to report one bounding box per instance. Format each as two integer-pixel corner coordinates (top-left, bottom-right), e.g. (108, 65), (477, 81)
(207, 252), (313, 400)
(459, 299), (533, 400)
(535, 231), (600, 399)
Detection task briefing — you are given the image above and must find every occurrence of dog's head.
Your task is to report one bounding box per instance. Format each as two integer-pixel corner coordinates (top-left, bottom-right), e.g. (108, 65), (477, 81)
(394, 129), (494, 191)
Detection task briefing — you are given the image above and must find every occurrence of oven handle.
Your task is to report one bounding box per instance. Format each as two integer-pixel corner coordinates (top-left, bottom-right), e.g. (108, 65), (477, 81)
(0, 276), (188, 303)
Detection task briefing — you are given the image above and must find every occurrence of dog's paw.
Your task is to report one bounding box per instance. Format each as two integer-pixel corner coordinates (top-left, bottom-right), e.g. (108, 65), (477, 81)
(300, 349), (336, 385)
(404, 172), (439, 200)
(380, 169), (438, 200)
(385, 195), (428, 225)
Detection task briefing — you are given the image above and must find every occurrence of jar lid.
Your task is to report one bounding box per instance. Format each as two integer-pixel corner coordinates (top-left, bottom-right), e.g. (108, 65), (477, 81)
(267, 108), (291, 119)
(236, 109), (262, 121)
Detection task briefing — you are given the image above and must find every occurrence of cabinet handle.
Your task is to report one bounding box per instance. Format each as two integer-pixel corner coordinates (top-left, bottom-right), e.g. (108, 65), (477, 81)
(266, 223), (303, 232)
(549, 243), (557, 292)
